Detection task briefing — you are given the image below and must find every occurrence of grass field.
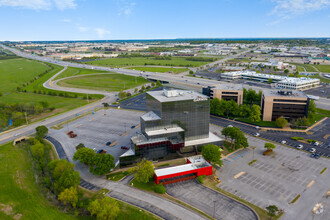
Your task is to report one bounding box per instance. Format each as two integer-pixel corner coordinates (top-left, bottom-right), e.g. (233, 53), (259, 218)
(313, 64), (330, 73)
(0, 142), (78, 220)
(294, 63), (317, 72)
(58, 74), (149, 92)
(0, 58), (49, 93)
(54, 66), (109, 80)
(83, 57), (211, 68)
(127, 66), (189, 74)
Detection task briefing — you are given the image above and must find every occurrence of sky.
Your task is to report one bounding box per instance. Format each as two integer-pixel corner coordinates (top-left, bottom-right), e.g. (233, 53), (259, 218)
(0, 0), (329, 41)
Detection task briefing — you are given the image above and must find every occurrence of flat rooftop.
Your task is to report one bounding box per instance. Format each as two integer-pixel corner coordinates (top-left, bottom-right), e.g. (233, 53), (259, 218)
(141, 111), (161, 122)
(146, 126), (184, 137)
(263, 89), (308, 98)
(154, 155), (211, 177)
(212, 84), (243, 91)
(147, 89), (208, 103)
(185, 132), (223, 147)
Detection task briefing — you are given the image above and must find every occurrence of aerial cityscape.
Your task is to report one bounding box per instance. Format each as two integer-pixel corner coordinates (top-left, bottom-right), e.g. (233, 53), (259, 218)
(0, 1), (329, 220)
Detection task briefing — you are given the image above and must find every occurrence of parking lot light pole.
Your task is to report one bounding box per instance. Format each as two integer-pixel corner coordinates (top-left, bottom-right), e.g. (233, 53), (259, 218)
(213, 200), (216, 218)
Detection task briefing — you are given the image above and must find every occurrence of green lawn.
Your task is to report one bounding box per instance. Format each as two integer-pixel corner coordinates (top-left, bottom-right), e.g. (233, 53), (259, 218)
(312, 64), (330, 73)
(0, 142), (77, 219)
(83, 57), (211, 68)
(126, 66), (189, 74)
(58, 74), (149, 92)
(294, 63), (317, 72)
(310, 74), (330, 84)
(0, 58), (49, 93)
(106, 171), (129, 181)
(54, 66), (109, 80)
(0, 92), (88, 111)
(226, 58), (250, 63)
(131, 178), (156, 192)
(235, 118), (278, 127)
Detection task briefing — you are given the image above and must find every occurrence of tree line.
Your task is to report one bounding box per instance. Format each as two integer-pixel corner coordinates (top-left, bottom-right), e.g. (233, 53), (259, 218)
(210, 98), (261, 122)
(26, 126), (122, 219)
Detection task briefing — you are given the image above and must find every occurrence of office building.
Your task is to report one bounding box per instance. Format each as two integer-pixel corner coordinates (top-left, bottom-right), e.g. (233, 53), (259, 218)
(203, 84), (243, 105)
(261, 90), (309, 121)
(121, 89), (222, 165)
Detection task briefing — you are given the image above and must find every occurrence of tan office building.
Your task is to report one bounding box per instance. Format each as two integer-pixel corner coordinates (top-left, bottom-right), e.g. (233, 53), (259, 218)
(261, 90), (309, 121)
(210, 84), (243, 105)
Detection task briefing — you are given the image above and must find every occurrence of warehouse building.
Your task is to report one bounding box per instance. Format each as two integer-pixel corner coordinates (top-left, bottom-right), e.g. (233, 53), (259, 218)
(219, 71), (320, 90)
(261, 90), (310, 121)
(202, 84), (243, 105)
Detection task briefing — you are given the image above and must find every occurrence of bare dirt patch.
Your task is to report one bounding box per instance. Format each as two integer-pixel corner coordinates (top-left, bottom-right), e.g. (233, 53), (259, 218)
(0, 203), (13, 215)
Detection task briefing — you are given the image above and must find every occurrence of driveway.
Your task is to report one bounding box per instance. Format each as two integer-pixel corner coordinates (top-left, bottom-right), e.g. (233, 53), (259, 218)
(165, 179), (258, 220)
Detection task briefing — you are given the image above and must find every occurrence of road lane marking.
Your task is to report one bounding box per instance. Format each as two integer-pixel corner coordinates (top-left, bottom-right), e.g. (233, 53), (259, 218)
(75, 124), (83, 128)
(121, 131), (129, 137)
(234, 171), (246, 179)
(307, 180), (315, 188)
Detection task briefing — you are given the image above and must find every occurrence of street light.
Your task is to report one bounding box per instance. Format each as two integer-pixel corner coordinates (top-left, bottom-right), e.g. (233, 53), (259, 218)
(213, 200), (216, 218)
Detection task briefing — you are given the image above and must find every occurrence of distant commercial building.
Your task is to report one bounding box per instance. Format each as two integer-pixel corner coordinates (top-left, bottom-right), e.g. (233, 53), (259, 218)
(261, 90), (309, 121)
(202, 84), (243, 105)
(154, 155), (212, 184)
(120, 89), (222, 165)
(220, 71), (320, 90)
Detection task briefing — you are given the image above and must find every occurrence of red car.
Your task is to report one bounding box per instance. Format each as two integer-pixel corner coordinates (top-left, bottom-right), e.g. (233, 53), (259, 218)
(121, 146), (129, 150)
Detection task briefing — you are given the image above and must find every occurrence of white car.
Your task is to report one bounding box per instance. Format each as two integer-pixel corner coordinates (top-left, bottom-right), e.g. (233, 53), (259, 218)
(313, 142), (319, 146)
(309, 148), (316, 153)
(255, 126), (260, 129)
(297, 144), (303, 149)
(227, 125), (233, 128)
(254, 133), (260, 137)
(281, 140), (286, 144)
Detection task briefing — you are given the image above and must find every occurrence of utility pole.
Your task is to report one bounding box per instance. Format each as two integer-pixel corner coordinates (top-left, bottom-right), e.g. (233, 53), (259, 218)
(24, 112), (28, 125)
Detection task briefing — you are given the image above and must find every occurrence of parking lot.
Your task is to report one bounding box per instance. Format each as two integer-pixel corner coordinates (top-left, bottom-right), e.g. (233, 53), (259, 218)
(305, 84), (330, 98)
(49, 108), (144, 162)
(165, 179), (258, 220)
(211, 116), (330, 158)
(216, 134), (330, 220)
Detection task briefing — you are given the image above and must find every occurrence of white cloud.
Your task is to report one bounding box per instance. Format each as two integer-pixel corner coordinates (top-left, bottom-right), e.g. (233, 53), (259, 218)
(95, 28), (110, 38)
(54, 0), (76, 10)
(0, 0), (76, 10)
(271, 0), (330, 17)
(116, 0), (136, 16)
(78, 26), (89, 32)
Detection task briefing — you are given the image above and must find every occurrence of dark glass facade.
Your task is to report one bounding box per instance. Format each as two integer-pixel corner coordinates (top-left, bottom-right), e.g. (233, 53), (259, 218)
(146, 94), (210, 141)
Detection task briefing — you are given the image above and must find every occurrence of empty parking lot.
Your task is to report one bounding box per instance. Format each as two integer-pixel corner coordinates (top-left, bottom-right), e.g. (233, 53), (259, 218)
(49, 108), (144, 162)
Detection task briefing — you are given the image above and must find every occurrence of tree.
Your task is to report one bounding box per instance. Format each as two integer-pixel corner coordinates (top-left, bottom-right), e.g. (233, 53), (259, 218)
(266, 205), (279, 219)
(308, 99), (316, 119)
(134, 88), (138, 93)
(58, 187), (78, 208)
(118, 91), (126, 99)
(75, 143), (85, 150)
(0, 90), (2, 97)
(249, 105), (261, 122)
(88, 197), (119, 220)
(90, 154), (115, 175)
(210, 98), (223, 116)
(275, 116), (288, 128)
(201, 144), (222, 166)
(239, 104), (251, 118)
(141, 85), (146, 91)
(30, 142), (45, 159)
(268, 78), (273, 84)
(151, 81), (155, 87)
(156, 80), (162, 86)
(36, 125), (48, 138)
(222, 127), (248, 150)
(189, 70), (194, 74)
(264, 143), (276, 151)
(129, 158), (154, 183)
(48, 159), (80, 194)
(284, 69), (289, 74)
(73, 147), (95, 165)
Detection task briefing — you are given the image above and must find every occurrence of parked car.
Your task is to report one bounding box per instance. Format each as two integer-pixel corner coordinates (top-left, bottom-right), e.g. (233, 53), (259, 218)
(131, 125), (135, 129)
(97, 149), (107, 154)
(227, 125), (233, 128)
(254, 133), (260, 137)
(67, 131), (73, 135)
(313, 142), (319, 146)
(121, 146), (129, 150)
(255, 126), (260, 129)
(106, 141), (112, 146)
(297, 144), (303, 149)
(310, 153), (315, 158)
(69, 133), (77, 138)
(281, 140), (286, 144)
(309, 148), (316, 153)
(314, 154), (321, 159)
